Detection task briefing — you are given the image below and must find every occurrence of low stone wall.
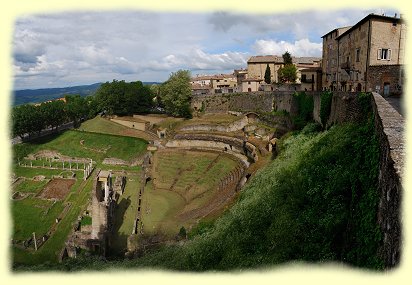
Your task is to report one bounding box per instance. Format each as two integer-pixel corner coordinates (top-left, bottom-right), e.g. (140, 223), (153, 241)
(166, 139), (251, 167)
(179, 116), (249, 133)
(371, 92), (404, 268)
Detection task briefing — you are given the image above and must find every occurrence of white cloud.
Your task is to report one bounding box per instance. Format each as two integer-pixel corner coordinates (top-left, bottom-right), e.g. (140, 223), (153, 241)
(146, 48), (249, 72)
(252, 39), (322, 57)
(12, 9), (400, 89)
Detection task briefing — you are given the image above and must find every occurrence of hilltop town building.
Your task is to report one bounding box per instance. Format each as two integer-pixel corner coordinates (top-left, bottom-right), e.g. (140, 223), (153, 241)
(244, 55), (321, 92)
(322, 14), (406, 95)
(191, 73), (238, 94)
(300, 67), (323, 91)
(210, 74), (238, 93)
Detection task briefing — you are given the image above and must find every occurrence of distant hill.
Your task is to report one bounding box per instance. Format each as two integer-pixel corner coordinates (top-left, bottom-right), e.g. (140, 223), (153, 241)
(12, 83), (102, 106)
(12, 81), (160, 106)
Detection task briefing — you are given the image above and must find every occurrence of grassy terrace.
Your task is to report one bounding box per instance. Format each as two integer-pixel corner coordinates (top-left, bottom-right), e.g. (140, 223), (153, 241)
(142, 149), (239, 237)
(13, 129), (148, 165)
(80, 116), (157, 141)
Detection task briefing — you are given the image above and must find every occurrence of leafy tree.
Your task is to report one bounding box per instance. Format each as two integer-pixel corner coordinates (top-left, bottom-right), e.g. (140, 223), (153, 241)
(160, 70), (192, 118)
(277, 51), (297, 83)
(282, 51), (293, 65)
(41, 100), (66, 130)
(12, 104), (44, 138)
(64, 95), (90, 127)
(94, 80), (154, 116)
(278, 64), (297, 83)
(264, 64), (271, 84)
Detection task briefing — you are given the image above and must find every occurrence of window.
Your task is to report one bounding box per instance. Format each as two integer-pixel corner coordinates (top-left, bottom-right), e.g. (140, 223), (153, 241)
(356, 48), (360, 62)
(302, 74), (307, 82)
(378, 48), (392, 60)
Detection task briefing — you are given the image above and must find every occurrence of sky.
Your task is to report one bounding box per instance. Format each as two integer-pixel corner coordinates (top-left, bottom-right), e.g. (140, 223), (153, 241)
(12, 7), (399, 90)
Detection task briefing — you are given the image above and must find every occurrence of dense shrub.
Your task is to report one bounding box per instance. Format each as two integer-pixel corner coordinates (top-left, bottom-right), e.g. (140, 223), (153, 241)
(320, 91), (333, 127)
(292, 91), (314, 130)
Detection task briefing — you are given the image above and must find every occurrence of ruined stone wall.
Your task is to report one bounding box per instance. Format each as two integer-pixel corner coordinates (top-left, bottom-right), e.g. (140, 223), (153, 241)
(371, 92), (404, 268)
(179, 116), (249, 133)
(91, 172), (108, 240)
(166, 133), (257, 166)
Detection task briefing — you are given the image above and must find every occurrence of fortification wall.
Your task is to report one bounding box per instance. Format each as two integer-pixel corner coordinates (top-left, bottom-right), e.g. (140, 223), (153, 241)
(371, 92), (404, 268)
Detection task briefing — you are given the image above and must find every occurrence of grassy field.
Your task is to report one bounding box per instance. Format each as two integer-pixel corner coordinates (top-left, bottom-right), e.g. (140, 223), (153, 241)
(13, 130), (148, 164)
(11, 121), (148, 265)
(141, 182), (185, 236)
(141, 149), (239, 237)
(80, 116), (157, 141)
(12, 166), (83, 179)
(13, 176), (93, 265)
(184, 113), (241, 125)
(13, 179), (48, 194)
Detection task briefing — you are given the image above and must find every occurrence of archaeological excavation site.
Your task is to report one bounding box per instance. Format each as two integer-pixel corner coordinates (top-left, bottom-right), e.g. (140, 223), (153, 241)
(11, 104), (284, 264)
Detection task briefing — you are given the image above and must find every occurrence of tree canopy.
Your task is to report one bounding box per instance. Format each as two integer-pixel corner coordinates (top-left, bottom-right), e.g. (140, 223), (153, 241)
(94, 80), (154, 116)
(159, 70), (192, 118)
(11, 96), (92, 139)
(282, 51), (293, 65)
(278, 51), (297, 83)
(264, 64), (271, 84)
(278, 64), (297, 83)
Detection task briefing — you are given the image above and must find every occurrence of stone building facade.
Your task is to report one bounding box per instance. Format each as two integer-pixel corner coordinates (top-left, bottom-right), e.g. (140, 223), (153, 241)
(322, 14), (406, 95)
(321, 26), (351, 90)
(300, 67), (322, 91)
(247, 55), (284, 83)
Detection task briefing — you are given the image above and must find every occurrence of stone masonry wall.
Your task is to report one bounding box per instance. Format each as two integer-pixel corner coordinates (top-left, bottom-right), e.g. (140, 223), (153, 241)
(367, 65), (403, 96)
(371, 92), (404, 268)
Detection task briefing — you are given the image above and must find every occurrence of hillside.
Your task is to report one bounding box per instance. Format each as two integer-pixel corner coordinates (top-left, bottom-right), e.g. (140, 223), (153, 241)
(12, 83), (102, 106)
(16, 119), (383, 271)
(12, 82), (160, 106)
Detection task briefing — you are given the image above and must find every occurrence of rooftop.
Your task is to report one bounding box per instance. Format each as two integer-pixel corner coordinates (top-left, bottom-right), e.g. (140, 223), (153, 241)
(321, 26), (352, 38)
(248, 55), (321, 64)
(336, 13), (403, 40)
(248, 55), (283, 63)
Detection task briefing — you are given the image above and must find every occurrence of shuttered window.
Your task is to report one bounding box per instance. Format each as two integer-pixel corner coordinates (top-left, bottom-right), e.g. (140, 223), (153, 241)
(378, 48), (392, 60)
